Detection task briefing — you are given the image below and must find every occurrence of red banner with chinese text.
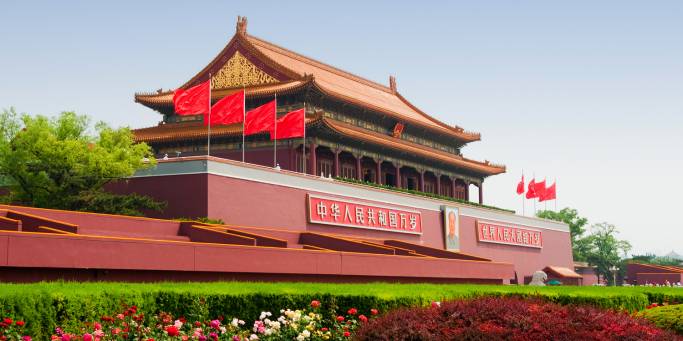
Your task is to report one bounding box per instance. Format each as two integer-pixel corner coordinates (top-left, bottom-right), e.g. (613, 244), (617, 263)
(476, 220), (542, 248)
(307, 195), (422, 235)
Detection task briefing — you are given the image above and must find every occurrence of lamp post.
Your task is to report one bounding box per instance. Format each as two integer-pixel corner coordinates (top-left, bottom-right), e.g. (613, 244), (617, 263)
(609, 266), (618, 286)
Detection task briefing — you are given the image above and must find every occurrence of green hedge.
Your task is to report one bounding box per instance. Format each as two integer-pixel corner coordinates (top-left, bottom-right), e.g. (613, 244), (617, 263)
(1, 282), (682, 339)
(638, 304), (683, 335)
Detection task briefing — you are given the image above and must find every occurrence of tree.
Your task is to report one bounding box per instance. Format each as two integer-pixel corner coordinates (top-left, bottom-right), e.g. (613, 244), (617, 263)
(629, 253), (682, 266)
(583, 222), (632, 285)
(0, 108), (164, 215)
(537, 208), (589, 261)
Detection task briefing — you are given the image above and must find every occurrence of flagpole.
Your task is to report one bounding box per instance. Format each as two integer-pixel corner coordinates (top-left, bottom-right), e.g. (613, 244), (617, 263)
(554, 178), (558, 211)
(533, 172), (536, 216)
(242, 85), (246, 162)
(521, 169), (525, 216)
(302, 102), (306, 174)
(207, 74), (211, 157)
(273, 93), (277, 168)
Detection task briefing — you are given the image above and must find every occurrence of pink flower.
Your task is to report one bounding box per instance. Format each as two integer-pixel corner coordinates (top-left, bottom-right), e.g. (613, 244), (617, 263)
(358, 314), (368, 323)
(336, 316), (345, 322)
(116, 314), (125, 320)
(22, 337), (32, 341)
(347, 308), (357, 315)
(83, 334), (93, 341)
(310, 300), (321, 308)
(210, 319), (221, 329)
(61, 335), (71, 341)
(94, 322), (102, 330)
(431, 301), (441, 308)
(370, 309), (379, 315)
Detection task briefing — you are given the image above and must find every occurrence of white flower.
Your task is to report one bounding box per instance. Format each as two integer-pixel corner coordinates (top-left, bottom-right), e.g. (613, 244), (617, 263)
(231, 318), (240, 327)
(302, 330), (311, 338)
(239, 319), (245, 325)
(174, 319), (183, 329)
(259, 312), (267, 320)
(249, 334), (259, 340)
(296, 336), (305, 341)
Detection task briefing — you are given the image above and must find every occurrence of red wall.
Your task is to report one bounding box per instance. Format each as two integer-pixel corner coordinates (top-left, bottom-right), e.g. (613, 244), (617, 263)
(137, 172), (575, 281)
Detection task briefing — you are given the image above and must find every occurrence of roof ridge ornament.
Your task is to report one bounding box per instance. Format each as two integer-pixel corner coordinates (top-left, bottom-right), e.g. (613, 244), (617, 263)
(236, 16), (248, 35)
(389, 75), (397, 94)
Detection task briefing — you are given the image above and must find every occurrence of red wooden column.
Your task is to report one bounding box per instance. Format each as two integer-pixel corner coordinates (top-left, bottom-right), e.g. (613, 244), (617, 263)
(309, 142), (317, 176)
(451, 177), (457, 199)
(333, 149), (340, 177)
(395, 164), (401, 189)
(355, 154), (362, 180)
(419, 170), (425, 192)
(376, 159), (383, 185)
(479, 182), (484, 204)
(436, 174), (441, 196)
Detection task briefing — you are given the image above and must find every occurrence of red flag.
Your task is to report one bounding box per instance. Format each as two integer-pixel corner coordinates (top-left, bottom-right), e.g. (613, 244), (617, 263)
(516, 175), (525, 195)
(271, 108), (305, 140)
(543, 182), (556, 201)
(526, 179), (537, 199)
(173, 80), (210, 116)
(535, 179), (547, 201)
(244, 100), (276, 135)
(206, 90), (245, 126)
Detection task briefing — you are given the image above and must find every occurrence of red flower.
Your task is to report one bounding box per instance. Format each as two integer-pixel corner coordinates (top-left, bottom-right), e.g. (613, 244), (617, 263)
(370, 309), (379, 315)
(321, 327), (329, 332)
(166, 325), (180, 336)
(358, 314), (368, 323)
(347, 308), (357, 315)
(15, 320), (25, 327)
(336, 316), (345, 322)
(3, 318), (12, 325)
(343, 331), (351, 337)
(310, 300), (321, 308)
(194, 321), (202, 327)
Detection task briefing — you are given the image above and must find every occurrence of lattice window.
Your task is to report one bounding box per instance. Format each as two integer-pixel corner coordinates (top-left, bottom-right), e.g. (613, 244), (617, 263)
(341, 163), (355, 179)
(318, 159), (333, 177)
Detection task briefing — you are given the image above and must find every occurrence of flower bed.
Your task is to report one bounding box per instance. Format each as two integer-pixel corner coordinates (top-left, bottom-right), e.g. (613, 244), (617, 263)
(1, 301), (379, 340)
(354, 297), (680, 340)
(2, 282), (683, 338)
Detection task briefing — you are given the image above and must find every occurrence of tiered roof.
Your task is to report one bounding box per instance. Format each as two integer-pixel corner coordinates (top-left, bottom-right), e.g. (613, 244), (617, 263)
(133, 17), (505, 176)
(135, 17), (480, 142)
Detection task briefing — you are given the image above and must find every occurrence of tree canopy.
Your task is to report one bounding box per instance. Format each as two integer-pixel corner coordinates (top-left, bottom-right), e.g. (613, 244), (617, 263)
(0, 108), (164, 215)
(537, 208), (632, 285)
(537, 208), (589, 261)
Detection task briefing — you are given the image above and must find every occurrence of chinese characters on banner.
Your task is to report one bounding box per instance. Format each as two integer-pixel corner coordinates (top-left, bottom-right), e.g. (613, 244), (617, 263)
(476, 220), (543, 248)
(307, 194), (423, 235)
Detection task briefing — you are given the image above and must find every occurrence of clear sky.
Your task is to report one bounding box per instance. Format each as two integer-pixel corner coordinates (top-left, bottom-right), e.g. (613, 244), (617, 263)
(2, 1), (681, 255)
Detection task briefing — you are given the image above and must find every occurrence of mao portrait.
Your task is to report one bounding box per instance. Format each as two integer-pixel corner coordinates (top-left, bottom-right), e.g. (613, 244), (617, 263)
(443, 206), (459, 250)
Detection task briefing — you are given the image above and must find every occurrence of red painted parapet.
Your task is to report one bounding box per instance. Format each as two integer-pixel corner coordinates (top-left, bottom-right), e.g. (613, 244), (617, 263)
(0, 214), (21, 231)
(6, 210), (78, 234)
(299, 232), (396, 255)
(383, 239), (491, 261)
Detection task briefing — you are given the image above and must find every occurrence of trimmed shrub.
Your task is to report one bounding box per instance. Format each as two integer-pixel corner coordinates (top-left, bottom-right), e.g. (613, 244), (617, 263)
(354, 297), (680, 341)
(639, 304), (683, 336)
